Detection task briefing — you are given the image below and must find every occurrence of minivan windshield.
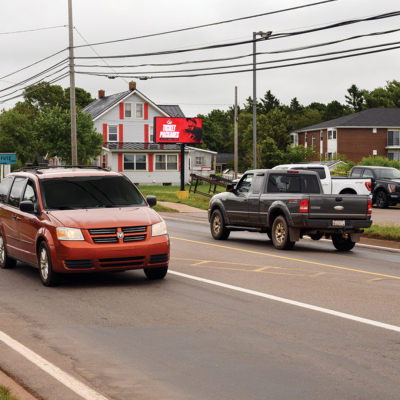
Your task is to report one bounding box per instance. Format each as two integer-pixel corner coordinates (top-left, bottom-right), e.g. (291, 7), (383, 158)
(374, 168), (400, 179)
(41, 176), (145, 210)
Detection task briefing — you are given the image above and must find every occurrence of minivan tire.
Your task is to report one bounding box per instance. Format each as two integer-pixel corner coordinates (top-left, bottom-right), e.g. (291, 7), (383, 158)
(38, 242), (59, 287)
(144, 266), (168, 280)
(0, 234), (17, 269)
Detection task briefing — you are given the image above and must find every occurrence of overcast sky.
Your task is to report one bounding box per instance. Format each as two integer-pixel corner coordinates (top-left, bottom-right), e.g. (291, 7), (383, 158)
(1, 0), (400, 117)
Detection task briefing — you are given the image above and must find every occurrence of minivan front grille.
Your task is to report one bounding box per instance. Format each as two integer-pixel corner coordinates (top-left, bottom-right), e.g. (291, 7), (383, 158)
(89, 228), (116, 235)
(93, 237), (118, 243)
(149, 254), (169, 264)
(64, 260), (94, 269)
(122, 226), (147, 233)
(89, 226), (147, 244)
(124, 235), (146, 242)
(99, 256), (145, 268)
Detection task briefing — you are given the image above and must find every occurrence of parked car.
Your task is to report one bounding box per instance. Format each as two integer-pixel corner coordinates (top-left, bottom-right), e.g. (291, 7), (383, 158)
(0, 166), (169, 286)
(272, 163), (371, 195)
(348, 165), (400, 208)
(208, 169), (372, 251)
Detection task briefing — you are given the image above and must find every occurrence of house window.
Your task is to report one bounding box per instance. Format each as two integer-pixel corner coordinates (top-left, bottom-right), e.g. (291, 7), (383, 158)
(388, 152), (400, 161)
(124, 154), (147, 170)
(291, 134), (298, 146)
(149, 126), (154, 142)
(328, 130), (337, 140)
(388, 130), (400, 146)
(108, 125), (118, 142)
(327, 152), (333, 160)
(136, 103), (143, 118)
(102, 155), (107, 168)
(312, 134), (315, 147)
(305, 133), (307, 144)
(124, 103), (132, 118)
(155, 154), (178, 170)
(195, 156), (205, 166)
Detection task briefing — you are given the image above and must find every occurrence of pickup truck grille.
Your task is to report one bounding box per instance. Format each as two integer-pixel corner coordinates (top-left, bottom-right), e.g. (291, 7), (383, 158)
(88, 226), (148, 244)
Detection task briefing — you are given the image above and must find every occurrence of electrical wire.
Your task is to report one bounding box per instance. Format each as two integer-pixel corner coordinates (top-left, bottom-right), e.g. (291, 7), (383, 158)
(73, 0), (337, 49)
(75, 43), (400, 80)
(0, 25), (67, 35)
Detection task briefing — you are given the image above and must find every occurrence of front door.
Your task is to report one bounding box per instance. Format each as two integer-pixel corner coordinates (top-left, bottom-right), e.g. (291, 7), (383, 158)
(224, 174), (253, 224)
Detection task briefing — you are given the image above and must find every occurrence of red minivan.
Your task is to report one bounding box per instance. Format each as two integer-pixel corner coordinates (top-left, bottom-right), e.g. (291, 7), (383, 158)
(0, 166), (169, 286)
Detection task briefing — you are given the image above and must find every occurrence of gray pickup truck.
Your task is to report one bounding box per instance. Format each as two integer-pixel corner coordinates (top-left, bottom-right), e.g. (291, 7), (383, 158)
(208, 169), (373, 251)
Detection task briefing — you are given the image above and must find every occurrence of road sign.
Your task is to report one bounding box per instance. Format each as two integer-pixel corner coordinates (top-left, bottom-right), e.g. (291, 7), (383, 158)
(0, 153), (17, 164)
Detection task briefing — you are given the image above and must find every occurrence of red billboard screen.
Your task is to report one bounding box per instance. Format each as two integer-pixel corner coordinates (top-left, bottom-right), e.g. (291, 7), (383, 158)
(154, 117), (202, 144)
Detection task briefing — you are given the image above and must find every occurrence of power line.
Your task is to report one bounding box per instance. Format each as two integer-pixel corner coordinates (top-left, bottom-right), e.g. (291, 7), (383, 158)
(76, 43), (400, 80)
(74, 11), (400, 60)
(0, 25), (67, 35)
(74, 27), (400, 70)
(73, 0), (337, 49)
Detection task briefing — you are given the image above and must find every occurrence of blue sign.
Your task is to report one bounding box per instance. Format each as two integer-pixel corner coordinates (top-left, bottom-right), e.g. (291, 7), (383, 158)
(0, 154), (17, 164)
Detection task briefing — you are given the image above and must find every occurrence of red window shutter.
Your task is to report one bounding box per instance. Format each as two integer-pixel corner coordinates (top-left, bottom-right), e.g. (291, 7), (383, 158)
(178, 153), (181, 171)
(103, 124), (107, 143)
(119, 103), (124, 119)
(148, 154), (153, 172)
(119, 124), (124, 142)
(144, 103), (148, 120)
(118, 154), (123, 171)
(144, 124), (149, 142)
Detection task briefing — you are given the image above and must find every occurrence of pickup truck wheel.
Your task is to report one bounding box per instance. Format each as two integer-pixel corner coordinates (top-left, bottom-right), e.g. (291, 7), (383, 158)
(0, 234), (17, 269)
(271, 216), (295, 250)
(375, 191), (388, 208)
(332, 234), (356, 251)
(210, 209), (230, 240)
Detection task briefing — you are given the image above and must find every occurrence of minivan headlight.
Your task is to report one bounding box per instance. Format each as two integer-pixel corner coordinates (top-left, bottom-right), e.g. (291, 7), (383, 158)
(152, 220), (167, 236)
(56, 227), (84, 241)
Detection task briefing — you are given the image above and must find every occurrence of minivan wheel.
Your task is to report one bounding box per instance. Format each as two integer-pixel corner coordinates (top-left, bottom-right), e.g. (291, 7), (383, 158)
(144, 266), (168, 280)
(210, 209), (230, 240)
(38, 242), (59, 286)
(271, 216), (295, 250)
(332, 234), (356, 251)
(0, 234), (17, 269)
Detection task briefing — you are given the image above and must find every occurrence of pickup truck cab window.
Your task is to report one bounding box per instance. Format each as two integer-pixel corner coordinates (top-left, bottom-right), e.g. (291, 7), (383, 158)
(236, 174), (253, 193)
(351, 168), (363, 178)
(267, 173), (320, 193)
(252, 175), (264, 194)
(362, 169), (374, 178)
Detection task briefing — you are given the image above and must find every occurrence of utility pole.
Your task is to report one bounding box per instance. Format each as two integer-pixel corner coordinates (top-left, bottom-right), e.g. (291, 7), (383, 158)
(68, 0), (78, 165)
(234, 86), (238, 179)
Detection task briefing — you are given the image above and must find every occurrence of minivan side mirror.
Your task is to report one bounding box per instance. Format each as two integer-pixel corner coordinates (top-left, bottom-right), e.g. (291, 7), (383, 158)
(20, 200), (35, 213)
(146, 195), (157, 207)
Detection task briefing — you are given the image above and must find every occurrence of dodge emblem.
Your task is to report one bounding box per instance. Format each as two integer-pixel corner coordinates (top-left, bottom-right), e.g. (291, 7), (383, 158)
(117, 232), (124, 239)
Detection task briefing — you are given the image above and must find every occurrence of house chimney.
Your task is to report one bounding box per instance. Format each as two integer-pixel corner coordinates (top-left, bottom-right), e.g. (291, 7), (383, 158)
(99, 90), (105, 98)
(129, 81), (136, 91)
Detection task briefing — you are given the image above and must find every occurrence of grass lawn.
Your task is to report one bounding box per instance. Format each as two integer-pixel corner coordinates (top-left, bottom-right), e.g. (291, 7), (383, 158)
(138, 184), (214, 211)
(362, 222), (400, 241)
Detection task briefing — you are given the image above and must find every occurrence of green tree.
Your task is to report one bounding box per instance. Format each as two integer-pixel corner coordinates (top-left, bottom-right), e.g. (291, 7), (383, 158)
(35, 106), (103, 164)
(283, 145), (316, 163)
(259, 90), (280, 115)
(259, 137), (283, 168)
(0, 109), (36, 165)
(324, 100), (350, 121)
(308, 102), (327, 114)
(345, 84), (364, 112)
(196, 114), (224, 152)
(292, 108), (323, 130)
(363, 87), (395, 109)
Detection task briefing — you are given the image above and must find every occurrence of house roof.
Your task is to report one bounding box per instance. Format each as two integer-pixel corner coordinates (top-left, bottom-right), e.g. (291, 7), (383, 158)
(186, 146), (217, 154)
(293, 108), (400, 133)
(83, 90), (185, 120)
(158, 105), (185, 118)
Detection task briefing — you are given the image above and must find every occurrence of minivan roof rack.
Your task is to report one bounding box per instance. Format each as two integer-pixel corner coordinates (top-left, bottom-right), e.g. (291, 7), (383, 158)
(14, 165), (111, 174)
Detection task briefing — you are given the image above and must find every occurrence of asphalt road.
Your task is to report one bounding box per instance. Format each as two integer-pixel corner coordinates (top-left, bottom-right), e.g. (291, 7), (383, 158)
(0, 213), (400, 400)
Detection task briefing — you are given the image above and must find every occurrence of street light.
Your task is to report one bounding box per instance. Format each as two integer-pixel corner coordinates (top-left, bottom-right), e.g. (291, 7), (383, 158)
(253, 31), (272, 169)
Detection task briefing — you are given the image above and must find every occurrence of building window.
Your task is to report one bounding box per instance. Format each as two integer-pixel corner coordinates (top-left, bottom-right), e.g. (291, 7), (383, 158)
(291, 134), (298, 146)
(108, 125), (118, 142)
(155, 154), (178, 170)
(305, 133), (307, 144)
(195, 156), (205, 166)
(388, 152), (400, 161)
(328, 130), (337, 140)
(124, 154), (147, 170)
(124, 103), (132, 118)
(149, 126), (154, 142)
(312, 134), (315, 147)
(327, 152), (333, 160)
(136, 103), (143, 119)
(102, 155), (107, 168)
(388, 130), (400, 146)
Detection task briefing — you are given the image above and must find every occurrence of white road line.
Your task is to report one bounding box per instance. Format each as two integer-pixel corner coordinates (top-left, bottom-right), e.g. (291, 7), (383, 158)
(169, 270), (400, 333)
(0, 331), (108, 400)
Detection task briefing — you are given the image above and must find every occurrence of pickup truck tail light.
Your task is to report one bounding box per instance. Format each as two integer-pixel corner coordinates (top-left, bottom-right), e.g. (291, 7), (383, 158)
(365, 182), (371, 191)
(367, 200), (372, 214)
(299, 199), (309, 213)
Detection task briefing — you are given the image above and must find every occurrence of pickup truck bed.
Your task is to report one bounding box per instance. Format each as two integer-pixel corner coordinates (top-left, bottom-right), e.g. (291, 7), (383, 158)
(208, 169), (373, 251)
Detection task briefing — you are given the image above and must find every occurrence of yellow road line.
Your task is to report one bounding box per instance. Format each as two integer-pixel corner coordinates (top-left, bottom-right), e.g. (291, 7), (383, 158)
(170, 236), (400, 280)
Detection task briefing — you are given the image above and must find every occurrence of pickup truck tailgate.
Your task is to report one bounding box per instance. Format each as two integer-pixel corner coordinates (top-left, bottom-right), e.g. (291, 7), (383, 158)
(308, 194), (370, 219)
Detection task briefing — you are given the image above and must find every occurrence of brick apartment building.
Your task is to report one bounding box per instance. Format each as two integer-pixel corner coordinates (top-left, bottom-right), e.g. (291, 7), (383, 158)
(290, 108), (400, 163)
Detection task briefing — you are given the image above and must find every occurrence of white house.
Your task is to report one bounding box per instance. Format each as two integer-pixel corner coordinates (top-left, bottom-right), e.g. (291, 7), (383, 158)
(83, 81), (216, 185)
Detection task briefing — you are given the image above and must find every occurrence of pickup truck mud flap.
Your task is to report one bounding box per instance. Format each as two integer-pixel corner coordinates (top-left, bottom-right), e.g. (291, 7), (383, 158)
(289, 227), (300, 242)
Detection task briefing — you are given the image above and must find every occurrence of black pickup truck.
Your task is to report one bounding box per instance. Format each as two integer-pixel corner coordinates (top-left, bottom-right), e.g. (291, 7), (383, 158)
(208, 169), (372, 251)
(349, 166), (400, 208)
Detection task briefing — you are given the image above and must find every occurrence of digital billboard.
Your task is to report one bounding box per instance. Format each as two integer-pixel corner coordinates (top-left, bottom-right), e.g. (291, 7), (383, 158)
(154, 117), (202, 144)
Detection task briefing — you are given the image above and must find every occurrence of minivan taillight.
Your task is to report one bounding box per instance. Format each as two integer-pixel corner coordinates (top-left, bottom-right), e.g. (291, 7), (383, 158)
(367, 200), (372, 214)
(299, 199), (309, 213)
(365, 182), (371, 191)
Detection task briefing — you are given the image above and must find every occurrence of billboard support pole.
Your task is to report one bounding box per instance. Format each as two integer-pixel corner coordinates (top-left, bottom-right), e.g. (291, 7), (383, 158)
(180, 143), (185, 191)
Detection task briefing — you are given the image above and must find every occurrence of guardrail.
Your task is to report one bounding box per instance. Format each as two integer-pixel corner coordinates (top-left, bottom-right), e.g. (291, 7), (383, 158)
(189, 173), (232, 198)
